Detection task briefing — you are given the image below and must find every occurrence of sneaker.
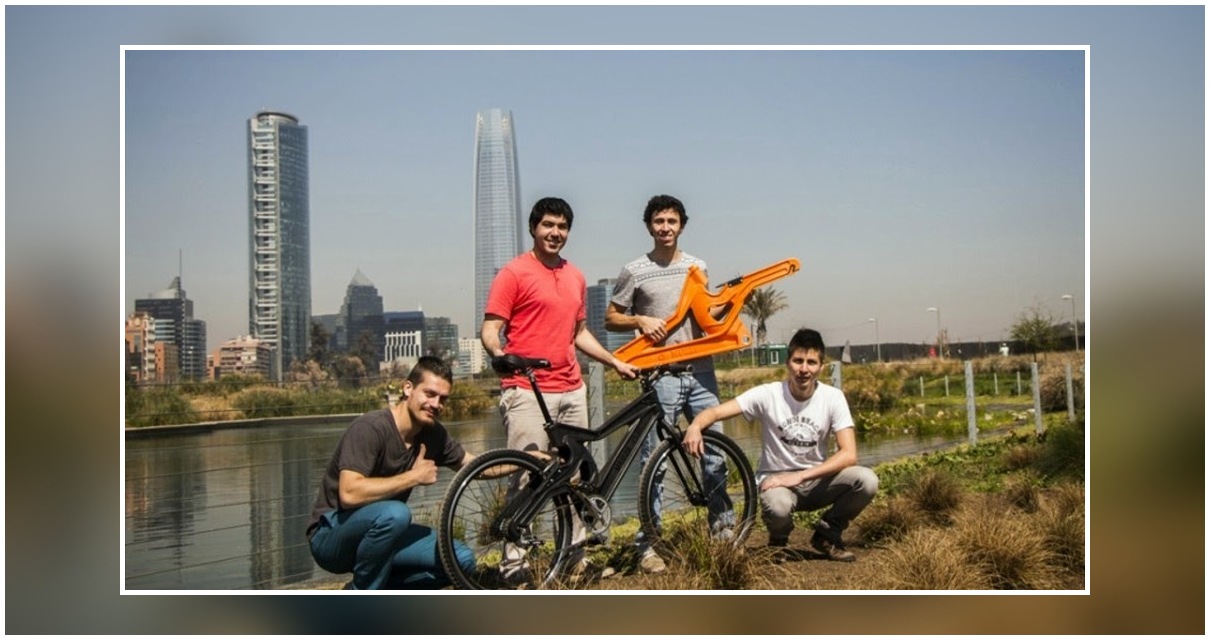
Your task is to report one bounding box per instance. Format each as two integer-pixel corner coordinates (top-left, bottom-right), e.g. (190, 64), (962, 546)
(639, 548), (667, 574)
(567, 556), (594, 580)
(712, 527), (735, 542)
(810, 530), (856, 562)
(500, 566), (534, 588)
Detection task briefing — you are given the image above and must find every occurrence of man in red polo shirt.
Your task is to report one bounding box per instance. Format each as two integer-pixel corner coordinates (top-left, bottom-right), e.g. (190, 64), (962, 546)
(481, 196), (638, 585)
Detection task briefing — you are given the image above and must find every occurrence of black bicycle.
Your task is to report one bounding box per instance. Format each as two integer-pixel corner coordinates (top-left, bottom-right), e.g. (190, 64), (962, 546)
(436, 354), (758, 590)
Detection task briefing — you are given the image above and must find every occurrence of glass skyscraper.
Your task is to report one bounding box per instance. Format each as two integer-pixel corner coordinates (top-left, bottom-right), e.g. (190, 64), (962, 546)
(472, 108), (523, 327)
(248, 111), (310, 380)
(134, 276), (207, 381)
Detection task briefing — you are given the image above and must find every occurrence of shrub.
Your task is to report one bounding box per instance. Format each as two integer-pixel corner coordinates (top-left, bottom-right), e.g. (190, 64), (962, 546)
(190, 395), (244, 421)
(1003, 470), (1042, 513)
(445, 382), (495, 421)
(953, 500), (1062, 589)
(842, 365), (906, 412)
(854, 494), (922, 544)
(906, 468), (964, 524)
(1001, 442), (1041, 471)
(876, 528), (990, 590)
(1037, 419), (1085, 480)
(125, 386), (199, 427)
(1038, 482), (1086, 573)
(232, 387), (297, 418)
(1038, 365), (1084, 412)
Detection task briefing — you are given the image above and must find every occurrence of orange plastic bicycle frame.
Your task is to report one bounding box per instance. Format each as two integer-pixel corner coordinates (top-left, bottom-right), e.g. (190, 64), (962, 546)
(612, 257), (801, 369)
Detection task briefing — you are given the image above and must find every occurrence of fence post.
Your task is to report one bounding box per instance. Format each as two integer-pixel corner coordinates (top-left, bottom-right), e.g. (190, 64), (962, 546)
(964, 361), (977, 445)
(586, 361), (606, 466)
(993, 372), (999, 396)
(944, 375), (950, 397)
(832, 361), (842, 389)
(919, 376), (924, 397)
(1016, 370), (1022, 396)
(1065, 363), (1076, 423)
(1031, 362), (1043, 434)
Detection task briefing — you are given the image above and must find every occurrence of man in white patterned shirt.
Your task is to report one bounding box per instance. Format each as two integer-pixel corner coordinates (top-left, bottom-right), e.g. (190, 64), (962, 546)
(606, 194), (736, 573)
(684, 328), (879, 561)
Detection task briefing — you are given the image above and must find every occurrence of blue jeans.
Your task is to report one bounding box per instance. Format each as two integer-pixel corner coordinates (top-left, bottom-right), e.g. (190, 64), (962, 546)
(309, 500), (475, 590)
(636, 368), (735, 552)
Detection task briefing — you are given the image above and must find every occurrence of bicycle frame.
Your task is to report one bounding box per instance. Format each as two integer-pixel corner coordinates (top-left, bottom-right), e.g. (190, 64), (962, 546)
(493, 366), (694, 545)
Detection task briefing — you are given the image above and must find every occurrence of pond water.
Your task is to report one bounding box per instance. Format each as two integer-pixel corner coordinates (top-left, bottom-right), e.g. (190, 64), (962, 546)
(123, 410), (976, 590)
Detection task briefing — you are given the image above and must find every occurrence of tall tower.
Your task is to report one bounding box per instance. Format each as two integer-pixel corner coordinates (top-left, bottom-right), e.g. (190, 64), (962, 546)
(473, 108), (523, 328)
(248, 111), (310, 380)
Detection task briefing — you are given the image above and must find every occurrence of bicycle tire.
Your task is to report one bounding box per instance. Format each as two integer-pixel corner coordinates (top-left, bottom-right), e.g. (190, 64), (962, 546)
(437, 448), (574, 590)
(637, 430), (757, 553)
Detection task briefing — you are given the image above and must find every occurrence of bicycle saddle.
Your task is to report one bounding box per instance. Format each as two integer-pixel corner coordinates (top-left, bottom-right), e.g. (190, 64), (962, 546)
(491, 354), (551, 376)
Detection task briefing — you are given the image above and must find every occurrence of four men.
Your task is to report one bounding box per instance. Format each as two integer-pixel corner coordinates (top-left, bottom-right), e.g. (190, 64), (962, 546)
(309, 195), (878, 590)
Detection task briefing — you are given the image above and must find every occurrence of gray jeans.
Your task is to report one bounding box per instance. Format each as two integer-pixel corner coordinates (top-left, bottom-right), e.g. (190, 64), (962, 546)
(760, 465), (879, 542)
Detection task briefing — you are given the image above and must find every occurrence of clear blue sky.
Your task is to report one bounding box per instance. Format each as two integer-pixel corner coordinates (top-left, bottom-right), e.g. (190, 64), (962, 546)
(121, 47), (1085, 352)
(3, 5), (1199, 358)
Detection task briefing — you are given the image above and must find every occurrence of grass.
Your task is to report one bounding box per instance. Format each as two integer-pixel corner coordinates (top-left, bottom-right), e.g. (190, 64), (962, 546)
(540, 418), (1085, 591)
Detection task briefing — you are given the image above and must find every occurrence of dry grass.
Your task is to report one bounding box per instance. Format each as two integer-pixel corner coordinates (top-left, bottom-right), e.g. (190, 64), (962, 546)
(1037, 482), (1086, 572)
(905, 468), (964, 525)
(189, 395), (243, 421)
(853, 494), (923, 544)
(951, 499), (1065, 589)
(869, 528), (991, 590)
(1001, 442), (1041, 471)
(1002, 470), (1042, 513)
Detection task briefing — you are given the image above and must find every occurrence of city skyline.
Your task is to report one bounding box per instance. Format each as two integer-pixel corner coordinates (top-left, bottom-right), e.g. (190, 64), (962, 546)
(124, 47), (1087, 355)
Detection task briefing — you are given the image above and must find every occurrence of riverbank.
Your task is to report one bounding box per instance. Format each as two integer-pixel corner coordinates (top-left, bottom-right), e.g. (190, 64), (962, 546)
(288, 418), (1085, 591)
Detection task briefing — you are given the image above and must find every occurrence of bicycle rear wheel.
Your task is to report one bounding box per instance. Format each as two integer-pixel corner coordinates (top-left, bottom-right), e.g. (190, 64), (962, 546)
(437, 449), (574, 589)
(638, 430), (757, 553)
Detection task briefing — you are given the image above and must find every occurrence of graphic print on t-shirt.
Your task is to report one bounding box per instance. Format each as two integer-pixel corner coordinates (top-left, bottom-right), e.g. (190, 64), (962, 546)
(775, 414), (823, 454)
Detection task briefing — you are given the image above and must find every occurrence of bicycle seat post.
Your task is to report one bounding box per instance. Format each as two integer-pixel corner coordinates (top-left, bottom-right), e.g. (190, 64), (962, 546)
(524, 368), (555, 427)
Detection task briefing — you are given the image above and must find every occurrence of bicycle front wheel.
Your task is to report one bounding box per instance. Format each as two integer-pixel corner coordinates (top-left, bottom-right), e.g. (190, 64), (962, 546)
(437, 449), (574, 590)
(638, 430), (757, 553)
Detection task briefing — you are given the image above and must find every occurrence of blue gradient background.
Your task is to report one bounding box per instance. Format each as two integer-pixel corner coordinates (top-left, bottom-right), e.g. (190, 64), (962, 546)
(6, 5), (1203, 634)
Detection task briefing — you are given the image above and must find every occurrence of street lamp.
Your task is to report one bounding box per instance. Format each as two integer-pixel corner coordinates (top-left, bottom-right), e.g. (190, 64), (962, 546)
(1061, 294), (1080, 352)
(926, 307), (942, 358)
(867, 317), (881, 362)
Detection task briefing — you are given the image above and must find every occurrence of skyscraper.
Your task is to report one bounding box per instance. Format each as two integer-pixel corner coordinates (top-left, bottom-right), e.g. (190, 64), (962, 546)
(248, 110), (310, 379)
(472, 108), (523, 327)
(134, 276), (207, 381)
(587, 278), (633, 352)
(336, 269), (385, 370)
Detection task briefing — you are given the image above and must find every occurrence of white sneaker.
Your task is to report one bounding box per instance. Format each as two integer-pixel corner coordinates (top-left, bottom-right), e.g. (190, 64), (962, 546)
(639, 548), (667, 574)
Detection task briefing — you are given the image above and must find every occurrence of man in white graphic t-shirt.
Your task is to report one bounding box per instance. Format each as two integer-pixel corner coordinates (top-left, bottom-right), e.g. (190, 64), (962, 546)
(683, 328), (879, 561)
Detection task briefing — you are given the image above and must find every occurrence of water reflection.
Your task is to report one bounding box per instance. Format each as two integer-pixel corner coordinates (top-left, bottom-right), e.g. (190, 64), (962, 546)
(124, 411), (976, 590)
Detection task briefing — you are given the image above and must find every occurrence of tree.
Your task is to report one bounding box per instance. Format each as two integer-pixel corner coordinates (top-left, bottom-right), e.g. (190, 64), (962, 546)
(1010, 304), (1059, 356)
(329, 354), (369, 388)
(352, 329), (380, 375)
(742, 287), (789, 349)
(308, 320), (332, 368)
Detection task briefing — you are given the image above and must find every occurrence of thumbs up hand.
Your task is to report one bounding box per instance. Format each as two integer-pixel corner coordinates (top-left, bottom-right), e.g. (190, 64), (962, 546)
(411, 443), (439, 486)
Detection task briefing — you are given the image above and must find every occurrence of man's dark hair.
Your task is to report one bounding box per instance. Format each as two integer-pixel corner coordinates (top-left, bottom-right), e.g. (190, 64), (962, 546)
(643, 194), (688, 226)
(528, 197), (574, 234)
(788, 328), (826, 358)
(408, 355), (454, 386)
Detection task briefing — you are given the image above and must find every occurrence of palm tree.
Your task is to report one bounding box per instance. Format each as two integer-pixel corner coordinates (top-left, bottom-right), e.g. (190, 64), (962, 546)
(742, 287), (789, 352)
